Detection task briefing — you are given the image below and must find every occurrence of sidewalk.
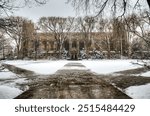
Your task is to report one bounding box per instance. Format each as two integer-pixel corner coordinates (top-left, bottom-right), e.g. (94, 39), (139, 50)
(15, 63), (130, 99)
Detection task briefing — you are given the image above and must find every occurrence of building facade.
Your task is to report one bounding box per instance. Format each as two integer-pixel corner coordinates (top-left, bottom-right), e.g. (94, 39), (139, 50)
(21, 22), (129, 60)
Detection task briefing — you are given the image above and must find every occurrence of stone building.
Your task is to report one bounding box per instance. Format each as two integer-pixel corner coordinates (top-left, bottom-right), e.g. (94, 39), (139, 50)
(21, 22), (128, 60)
(28, 32), (113, 59)
(21, 21), (35, 58)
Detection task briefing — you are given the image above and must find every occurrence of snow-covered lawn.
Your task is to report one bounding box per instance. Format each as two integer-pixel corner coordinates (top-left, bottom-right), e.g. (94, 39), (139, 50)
(80, 60), (142, 74)
(4, 60), (68, 75)
(3, 60), (142, 75)
(125, 83), (150, 99)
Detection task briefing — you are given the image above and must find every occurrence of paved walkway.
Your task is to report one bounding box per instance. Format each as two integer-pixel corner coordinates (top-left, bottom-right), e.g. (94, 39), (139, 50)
(15, 63), (130, 99)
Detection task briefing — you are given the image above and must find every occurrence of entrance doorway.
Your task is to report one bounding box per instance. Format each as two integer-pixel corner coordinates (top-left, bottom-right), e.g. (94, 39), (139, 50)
(70, 48), (78, 60)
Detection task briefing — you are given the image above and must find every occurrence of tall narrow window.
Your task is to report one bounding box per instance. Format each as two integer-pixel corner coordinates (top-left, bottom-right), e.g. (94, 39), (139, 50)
(72, 40), (77, 48)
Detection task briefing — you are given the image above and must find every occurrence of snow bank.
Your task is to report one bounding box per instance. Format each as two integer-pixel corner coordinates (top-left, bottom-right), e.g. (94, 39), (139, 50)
(0, 86), (23, 99)
(125, 83), (150, 99)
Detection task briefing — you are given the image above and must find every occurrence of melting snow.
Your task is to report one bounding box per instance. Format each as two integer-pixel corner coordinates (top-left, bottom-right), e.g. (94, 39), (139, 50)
(125, 83), (150, 99)
(81, 60), (142, 74)
(140, 71), (150, 77)
(0, 85), (23, 99)
(0, 65), (28, 99)
(0, 71), (18, 80)
(4, 60), (68, 75)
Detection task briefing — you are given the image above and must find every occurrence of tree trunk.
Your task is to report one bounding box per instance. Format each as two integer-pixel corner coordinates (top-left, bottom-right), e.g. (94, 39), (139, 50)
(107, 37), (111, 59)
(17, 46), (20, 59)
(120, 37), (123, 59)
(2, 42), (5, 59)
(59, 45), (62, 59)
(127, 32), (132, 58)
(34, 47), (37, 61)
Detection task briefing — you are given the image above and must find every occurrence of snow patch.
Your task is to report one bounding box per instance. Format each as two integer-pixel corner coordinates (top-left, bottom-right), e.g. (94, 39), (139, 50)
(0, 85), (23, 99)
(140, 71), (150, 77)
(125, 83), (150, 99)
(0, 71), (18, 80)
(14, 78), (28, 84)
(4, 60), (68, 75)
(80, 60), (142, 74)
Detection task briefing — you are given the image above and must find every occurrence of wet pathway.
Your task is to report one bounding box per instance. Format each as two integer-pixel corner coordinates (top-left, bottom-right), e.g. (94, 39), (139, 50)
(15, 62), (130, 99)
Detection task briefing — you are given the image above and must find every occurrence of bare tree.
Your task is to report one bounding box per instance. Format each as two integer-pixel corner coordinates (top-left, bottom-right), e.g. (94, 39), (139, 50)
(126, 13), (149, 44)
(0, 29), (12, 60)
(96, 18), (109, 32)
(124, 12), (150, 58)
(112, 18), (130, 58)
(94, 18), (112, 58)
(0, 0), (46, 31)
(67, 0), (150, 16)
(0, 0), (47, 60)
(0, 0), (46, 11)
(67, 0), (149, 58)
(33, 31), (40, 60)
(39, 16), (74, 58)
(0, 30), (6, 59)
(75, 16), (96, 58)
(5, 16), (29, 59)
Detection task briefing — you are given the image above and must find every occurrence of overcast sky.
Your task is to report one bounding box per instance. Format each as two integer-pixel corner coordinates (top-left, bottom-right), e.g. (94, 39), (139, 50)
(13, 0), (76, 23)
(13, 0), (149, 23)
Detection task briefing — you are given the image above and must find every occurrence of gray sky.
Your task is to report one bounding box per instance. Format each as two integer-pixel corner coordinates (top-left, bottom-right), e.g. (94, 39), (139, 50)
(13, 0), (76, 23)
(13, 0), (149, 23)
